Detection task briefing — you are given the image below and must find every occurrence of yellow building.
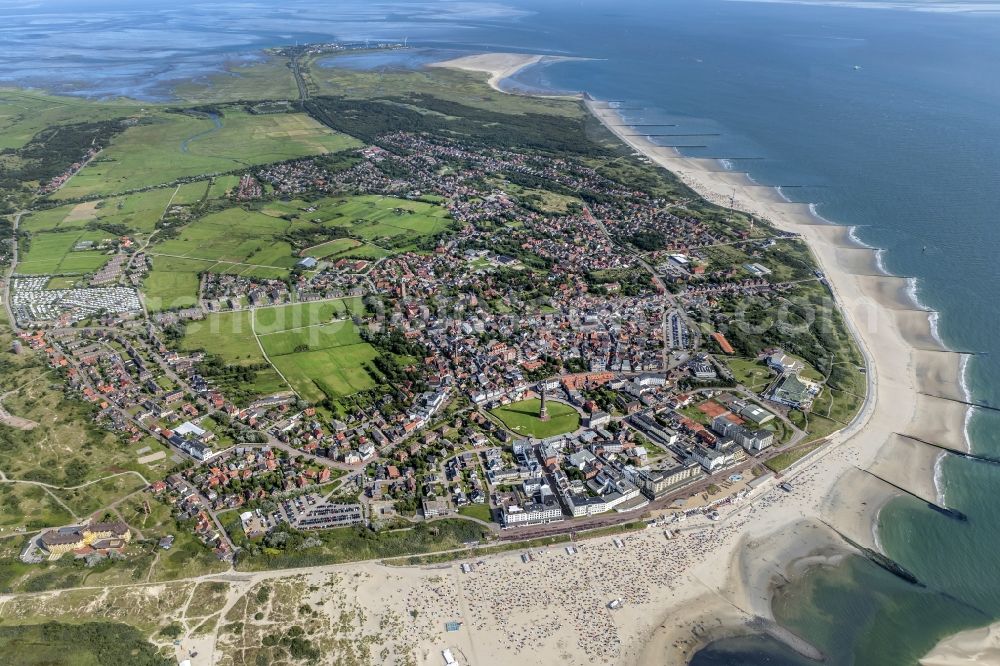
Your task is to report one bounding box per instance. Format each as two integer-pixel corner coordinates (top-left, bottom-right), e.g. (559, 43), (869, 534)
(39, 521), (131, 560)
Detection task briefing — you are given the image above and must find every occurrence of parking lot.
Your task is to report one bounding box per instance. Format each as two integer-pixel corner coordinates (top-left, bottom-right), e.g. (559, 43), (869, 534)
(259, 493), (364, 531)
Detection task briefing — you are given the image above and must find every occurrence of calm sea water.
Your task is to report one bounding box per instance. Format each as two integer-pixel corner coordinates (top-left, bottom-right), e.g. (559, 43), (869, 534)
(6, 1), (1000, 663)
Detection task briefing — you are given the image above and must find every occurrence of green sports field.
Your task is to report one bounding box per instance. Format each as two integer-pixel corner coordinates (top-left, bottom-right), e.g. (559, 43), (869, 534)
(490, 399), (581, 439)
(53, 110), (360, 199)
(305, 237), (362, 259)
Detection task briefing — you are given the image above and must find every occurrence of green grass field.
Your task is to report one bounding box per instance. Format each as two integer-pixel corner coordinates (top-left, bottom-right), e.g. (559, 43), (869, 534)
(318, 195), (452, 245)
(152, 207), (296, 267)
(305, 237), (361, 259)
(0, 89), (139, 151)
(16, 230), (111, 275)
(490, 399), (581, 439)
(252, 298), (365, 334)
(257, 313), (377, 401)
(182, 310), (261, 364)
(44, 276), (81, 290)
(265, 194), (453, 253)
(180, 306), (376, 402)
(23, 188), (177, 236)
(457, 504), (493, 523)
(54, 110), (359, 199)
(170, 180), (210, 205)
(725, 358), (774, 392)
(143, 256), (204, 311)
(270, 343), (378, 402)
(180, 310), (287, 398)
(257, 320), (362, 356)
(208, 174), (241, 199)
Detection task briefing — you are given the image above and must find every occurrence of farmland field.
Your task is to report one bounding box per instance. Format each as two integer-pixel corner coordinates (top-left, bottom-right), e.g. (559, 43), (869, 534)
(320, 195), (452, 243)
(181, 306), (376, 402)
(181, 310), (260, 364)
(270, 343), (378, 402)
(16, 229), (111, 275)
(170, 180), (210, 205)
(24, 188), (178, 236)
(264, 194), (454, 254)
(152, 207), (296, 267)
(180, 310), (287, 399)
(258, 320), (362, 356)
(252, 298), (365, 334)
(208, 174), (241, 199)
(53, 110), (360, 199)
(143, 255), (205, 311)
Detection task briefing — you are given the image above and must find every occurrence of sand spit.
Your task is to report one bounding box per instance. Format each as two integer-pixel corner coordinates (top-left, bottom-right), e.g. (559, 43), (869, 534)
(922, 622), (1000, 665)
(429, 53), (580, 94)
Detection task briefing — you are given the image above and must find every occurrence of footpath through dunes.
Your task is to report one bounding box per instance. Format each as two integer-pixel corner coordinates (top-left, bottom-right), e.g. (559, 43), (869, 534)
(584, 99), (974, 659)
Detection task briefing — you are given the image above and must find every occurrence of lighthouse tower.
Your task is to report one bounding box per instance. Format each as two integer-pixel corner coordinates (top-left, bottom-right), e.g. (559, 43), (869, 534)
(539, 383), (550, 422)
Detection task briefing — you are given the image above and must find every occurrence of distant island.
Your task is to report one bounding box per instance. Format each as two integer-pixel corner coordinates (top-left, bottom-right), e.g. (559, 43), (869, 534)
(0, 41), (958, 666)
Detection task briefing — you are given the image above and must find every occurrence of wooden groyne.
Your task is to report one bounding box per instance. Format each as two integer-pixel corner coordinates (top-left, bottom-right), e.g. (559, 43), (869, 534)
(896, 432), (1000, 467)
(857, 467), (967, 522)
(821, 520), (923, 587)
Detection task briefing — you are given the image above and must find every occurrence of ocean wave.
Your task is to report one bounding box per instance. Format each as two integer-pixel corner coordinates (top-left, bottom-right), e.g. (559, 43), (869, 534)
(872, 502), (884, 553)
(807, 202), (837, 225)
(905, 276), (927, 311)
(775, 185), (793, 203)
(933, 451), (948, 507)
(928, 310), (943, 347)
(961, 353), (974, 453)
